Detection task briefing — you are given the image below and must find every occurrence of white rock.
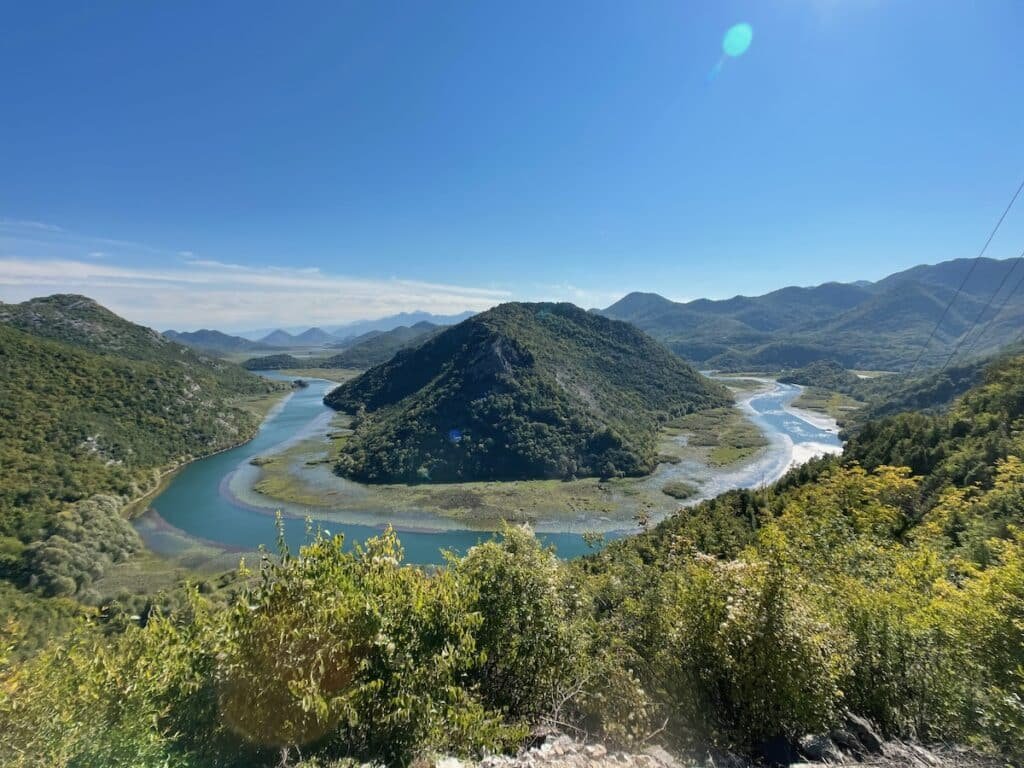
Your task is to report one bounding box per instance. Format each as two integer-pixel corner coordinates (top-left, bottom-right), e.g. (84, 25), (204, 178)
(642, 746), (680, 768)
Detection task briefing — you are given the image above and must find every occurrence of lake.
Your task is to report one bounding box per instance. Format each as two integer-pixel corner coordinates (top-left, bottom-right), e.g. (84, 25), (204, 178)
(135, 374), (841, 565)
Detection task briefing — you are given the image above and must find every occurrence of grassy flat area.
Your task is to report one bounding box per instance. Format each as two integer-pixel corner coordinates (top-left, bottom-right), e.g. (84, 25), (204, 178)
(230, 388), (293, 420)
(717, 377), (771, 394)
(244, 401), (770, 529)
(249, 428), (643, 525)
(662, 481), (698, 499)
(791, 387), (864, 421)
(665, 406), (768, 467)
(278, 367), (362, 382)
(851, 369), (896, 379)
(222, 346), (339, 364)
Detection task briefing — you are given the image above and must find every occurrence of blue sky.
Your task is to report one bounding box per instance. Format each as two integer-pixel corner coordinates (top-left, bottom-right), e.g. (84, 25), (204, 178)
(2, 1), (1024, 330)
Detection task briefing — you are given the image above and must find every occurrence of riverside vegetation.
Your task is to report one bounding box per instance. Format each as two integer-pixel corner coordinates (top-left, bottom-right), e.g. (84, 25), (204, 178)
(777, 353), (1017, 432)
(2, 341), (1023, 765)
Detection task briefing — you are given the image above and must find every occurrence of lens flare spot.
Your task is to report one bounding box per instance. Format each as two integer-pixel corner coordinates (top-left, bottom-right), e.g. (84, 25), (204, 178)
(722, 23), (753, 58)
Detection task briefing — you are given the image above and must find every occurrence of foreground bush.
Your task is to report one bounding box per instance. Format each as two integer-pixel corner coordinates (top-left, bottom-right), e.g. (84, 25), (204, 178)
(650, 550), (849, 749)
(2, 458), (1023, 765)
(0, 526), (524, 767)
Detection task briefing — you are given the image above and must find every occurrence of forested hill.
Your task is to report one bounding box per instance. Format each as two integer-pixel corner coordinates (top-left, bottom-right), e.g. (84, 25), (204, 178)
(321, 321), (442, 368)
(776, 346), (1023, 432)
(844, 352), (1024, 498)
(599, 256), (1024, 370)
(0, 295), (265, 391)
(324, 302), (730, 483)
(0, 296), (284, 597)
(2, 294), (191, 361)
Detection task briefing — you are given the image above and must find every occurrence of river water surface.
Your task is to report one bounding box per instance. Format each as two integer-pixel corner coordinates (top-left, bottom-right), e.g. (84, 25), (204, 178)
(136, 374), (841, 565)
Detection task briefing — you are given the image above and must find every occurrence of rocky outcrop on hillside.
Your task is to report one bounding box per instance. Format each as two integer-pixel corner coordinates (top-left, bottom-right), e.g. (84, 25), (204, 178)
(425, 726), (1001, 768)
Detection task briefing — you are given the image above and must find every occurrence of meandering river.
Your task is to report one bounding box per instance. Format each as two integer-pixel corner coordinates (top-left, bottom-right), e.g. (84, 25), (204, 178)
(135, 375), (841, 565)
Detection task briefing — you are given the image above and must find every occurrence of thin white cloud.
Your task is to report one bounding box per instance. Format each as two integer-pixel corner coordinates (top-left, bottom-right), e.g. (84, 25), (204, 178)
(0, 256), (510, 330)
(0, 218), (626, 329)
(0, 218), (184, 258)
(0, 219), (65, 233)
(530, 283), (623, 308)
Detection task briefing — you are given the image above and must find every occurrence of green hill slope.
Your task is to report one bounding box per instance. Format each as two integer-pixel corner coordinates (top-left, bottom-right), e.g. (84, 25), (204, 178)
(324, 302), (730, 483)
(0, 297), (285, 593)
(320, 321), (442, 368)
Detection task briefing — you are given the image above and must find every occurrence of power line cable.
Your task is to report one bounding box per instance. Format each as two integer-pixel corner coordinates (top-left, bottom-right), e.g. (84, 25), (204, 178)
(906, 177), (1024, 376)
(937, 249), (1024, 372)
(952, 249), (1024, 364)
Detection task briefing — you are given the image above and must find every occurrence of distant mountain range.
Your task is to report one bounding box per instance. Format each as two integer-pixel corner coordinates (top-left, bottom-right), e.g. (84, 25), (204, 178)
(292, 327), (336, 345)
(163, 328), (269, 353)
(257, 329), (302, 346)
(231, 310), (478, 342)
(322, 321), (443, 369)
(598, 257), (1024, 371)
(165, 325), (367, 353)
(243, 321), (444, 371)
(324, 310), (476, 340)
(166, 256), (1023, 371)
(324, 302), (730, 483)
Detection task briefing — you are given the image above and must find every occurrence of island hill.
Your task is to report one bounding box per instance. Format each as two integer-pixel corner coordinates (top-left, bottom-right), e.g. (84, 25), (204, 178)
(323, 302), (731, 483)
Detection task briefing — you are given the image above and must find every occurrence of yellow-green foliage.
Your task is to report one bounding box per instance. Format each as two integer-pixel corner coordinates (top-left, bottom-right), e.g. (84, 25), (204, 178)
(649, 552), (849, 748)
(2, 486), (1023, 765)
(0, 525), (527, 768)
(455, 525), (587, 721)
(0, 595), (221, 768)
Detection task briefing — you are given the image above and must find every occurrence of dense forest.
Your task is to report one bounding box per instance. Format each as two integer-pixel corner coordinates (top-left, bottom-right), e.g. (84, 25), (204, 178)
(2, 352), (1023, 767)
(0, 297), (284, 599)
(242, 352), (305, 370)
(778, 359), (862, 392)
(323, 302), (731, 483)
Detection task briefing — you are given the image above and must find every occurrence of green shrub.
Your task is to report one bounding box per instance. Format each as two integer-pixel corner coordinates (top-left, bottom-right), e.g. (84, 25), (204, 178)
(455, 525), (587, 723)
(24, 495), (141, 598)
(650, 547), (849, 749)
(833, 554), (966, 739)
(0, 597), (223, 768)
(938, 534), (1024, 758)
